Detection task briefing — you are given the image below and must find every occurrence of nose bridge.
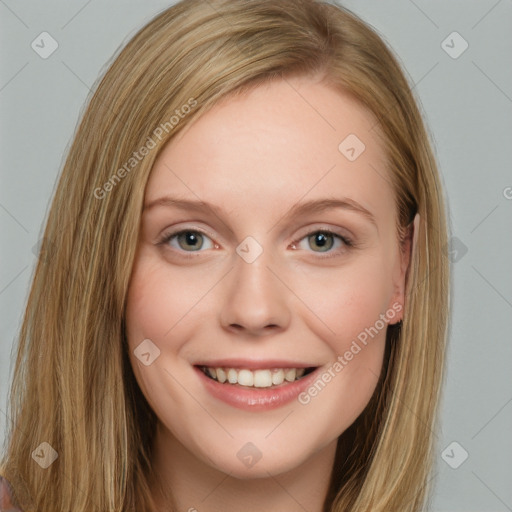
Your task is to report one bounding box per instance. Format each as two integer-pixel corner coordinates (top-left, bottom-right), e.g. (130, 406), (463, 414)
(219, 243), (291, 334)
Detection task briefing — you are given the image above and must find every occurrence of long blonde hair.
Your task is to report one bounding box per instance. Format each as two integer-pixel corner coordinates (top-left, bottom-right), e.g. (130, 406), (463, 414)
(1, 0), (450, 510)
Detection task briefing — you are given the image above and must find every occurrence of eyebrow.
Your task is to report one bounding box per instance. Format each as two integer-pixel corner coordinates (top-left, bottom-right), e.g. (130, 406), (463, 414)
(143, 196), (377, 229)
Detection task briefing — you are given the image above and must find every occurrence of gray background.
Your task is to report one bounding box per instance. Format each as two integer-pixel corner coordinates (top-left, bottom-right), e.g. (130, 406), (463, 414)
(1, 1), (511, 510)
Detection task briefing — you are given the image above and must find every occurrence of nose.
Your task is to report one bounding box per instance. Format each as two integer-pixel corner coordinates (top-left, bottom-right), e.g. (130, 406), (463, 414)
(219, 250), (291, 337)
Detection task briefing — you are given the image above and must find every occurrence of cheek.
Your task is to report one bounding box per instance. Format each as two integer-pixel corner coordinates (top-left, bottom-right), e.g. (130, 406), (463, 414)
(293, 253), (394, 351)
(125, 254), (205, 343)
(124, 256), (192, 396)
(124, 256), (206, 415)
(291, 255), (393, 422)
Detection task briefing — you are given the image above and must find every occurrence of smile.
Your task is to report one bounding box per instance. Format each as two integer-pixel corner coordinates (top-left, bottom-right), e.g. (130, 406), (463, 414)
(199, 366), (315, 388)
(194, 362), (321, 411)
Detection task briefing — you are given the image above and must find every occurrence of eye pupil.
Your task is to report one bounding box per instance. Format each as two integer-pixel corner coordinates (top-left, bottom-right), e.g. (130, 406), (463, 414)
(309, 232), (334, 252)
(178, 231), (202, 251)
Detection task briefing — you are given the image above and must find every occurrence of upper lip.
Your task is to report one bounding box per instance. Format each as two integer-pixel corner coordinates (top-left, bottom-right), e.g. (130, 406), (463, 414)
(193, 359), (319, 370)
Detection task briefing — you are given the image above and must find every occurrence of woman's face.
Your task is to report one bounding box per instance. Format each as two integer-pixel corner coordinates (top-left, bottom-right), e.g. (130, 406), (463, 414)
(125, 75), (410, 479)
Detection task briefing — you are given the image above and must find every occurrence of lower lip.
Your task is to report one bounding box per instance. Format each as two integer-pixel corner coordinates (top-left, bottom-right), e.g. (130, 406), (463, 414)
(194, 366), (320, 411)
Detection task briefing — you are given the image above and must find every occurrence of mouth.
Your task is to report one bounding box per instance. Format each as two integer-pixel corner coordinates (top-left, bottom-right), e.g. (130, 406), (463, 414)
(193, 359), (323, 410)
(197, 365), (317, 388)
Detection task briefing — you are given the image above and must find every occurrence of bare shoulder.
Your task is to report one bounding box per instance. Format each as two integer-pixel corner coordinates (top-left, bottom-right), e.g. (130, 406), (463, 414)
(0, 475), (23, 512)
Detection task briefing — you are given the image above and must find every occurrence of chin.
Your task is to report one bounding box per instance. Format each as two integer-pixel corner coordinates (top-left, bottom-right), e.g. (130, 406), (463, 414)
(194, 435), (321, 480)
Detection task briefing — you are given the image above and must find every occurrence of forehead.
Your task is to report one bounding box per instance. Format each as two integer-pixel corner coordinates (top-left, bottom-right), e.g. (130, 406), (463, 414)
(146, 77), (394, 228)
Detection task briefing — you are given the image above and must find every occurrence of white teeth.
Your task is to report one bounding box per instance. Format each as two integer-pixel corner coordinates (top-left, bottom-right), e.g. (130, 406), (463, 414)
(237, 369), (254, 386)
(203, 366), (310, 387)
(227, 368), (238, 384)
(272, 369), (284, 385)
(253, 370), (272, 388)
(216, 368), (227, 383)
(284, 368), (297, 382)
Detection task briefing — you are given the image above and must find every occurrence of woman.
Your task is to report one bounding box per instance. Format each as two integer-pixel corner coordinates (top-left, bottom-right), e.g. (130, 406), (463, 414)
(0, 0), (450, 510)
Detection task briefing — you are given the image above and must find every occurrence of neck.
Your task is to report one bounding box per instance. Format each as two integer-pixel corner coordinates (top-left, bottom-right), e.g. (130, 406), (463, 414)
(149, 422), (338, 512)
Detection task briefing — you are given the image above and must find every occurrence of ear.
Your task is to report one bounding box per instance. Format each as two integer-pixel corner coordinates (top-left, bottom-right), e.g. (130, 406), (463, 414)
(389, 213), (419, 323)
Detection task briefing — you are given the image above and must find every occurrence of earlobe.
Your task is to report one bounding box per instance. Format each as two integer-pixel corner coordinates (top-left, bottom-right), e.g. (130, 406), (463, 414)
(391, 213), (420, 323)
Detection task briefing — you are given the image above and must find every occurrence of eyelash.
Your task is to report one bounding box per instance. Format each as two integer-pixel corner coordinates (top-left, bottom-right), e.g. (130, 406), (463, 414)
(292, 229), (353, 258)
(156, 227), (354, 260)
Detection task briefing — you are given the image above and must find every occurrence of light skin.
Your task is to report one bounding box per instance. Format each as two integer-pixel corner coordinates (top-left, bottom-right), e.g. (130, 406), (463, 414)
(125, 74), (413, 511)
